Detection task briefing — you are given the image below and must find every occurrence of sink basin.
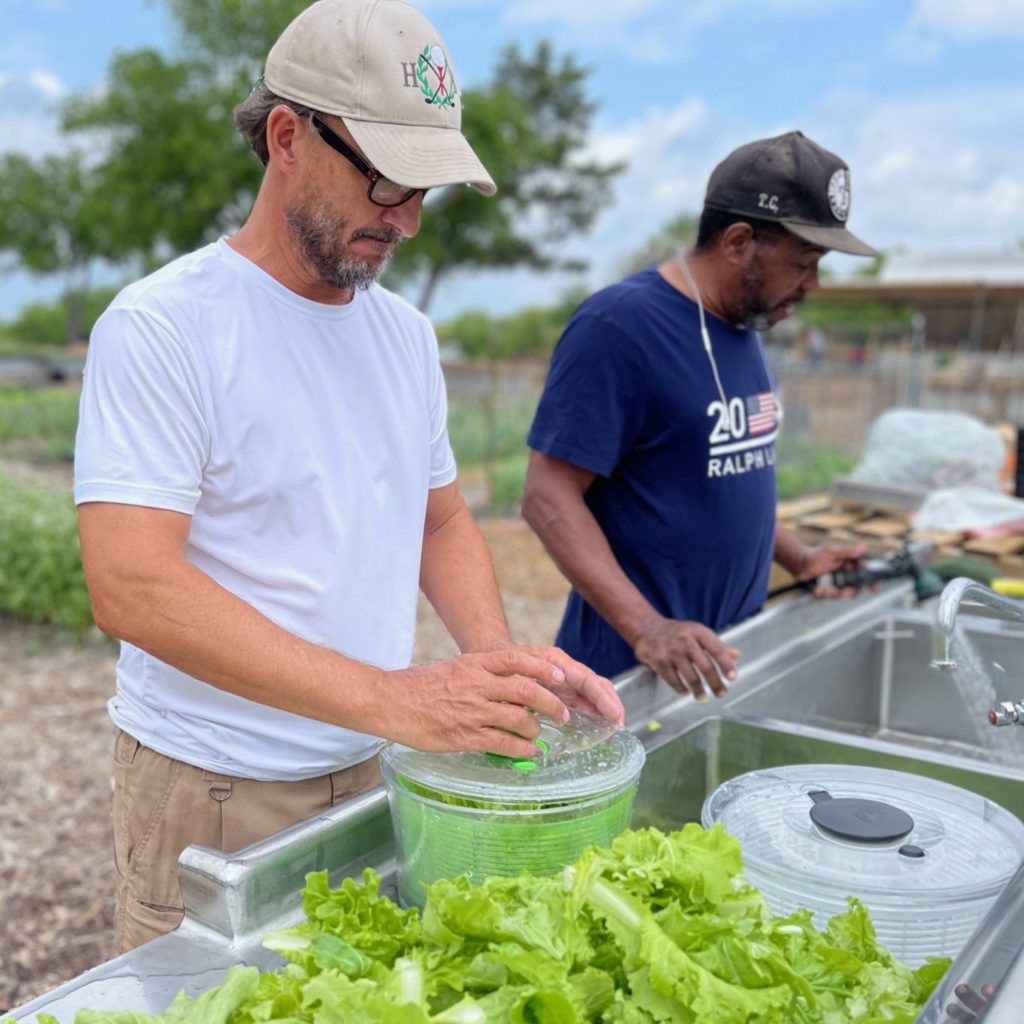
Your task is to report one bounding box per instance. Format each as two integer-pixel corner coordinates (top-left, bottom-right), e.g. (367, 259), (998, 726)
(727, 611), (1024, 770)
(13, 583), (1024, 1024)
(631, 716), (1024, 831)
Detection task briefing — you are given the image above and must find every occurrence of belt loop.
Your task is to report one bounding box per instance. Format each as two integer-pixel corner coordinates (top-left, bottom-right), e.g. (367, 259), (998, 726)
(209, 781), (233, 802)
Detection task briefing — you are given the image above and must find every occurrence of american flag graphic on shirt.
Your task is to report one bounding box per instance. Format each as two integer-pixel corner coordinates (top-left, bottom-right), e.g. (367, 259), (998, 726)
(746, 391), (777, 435)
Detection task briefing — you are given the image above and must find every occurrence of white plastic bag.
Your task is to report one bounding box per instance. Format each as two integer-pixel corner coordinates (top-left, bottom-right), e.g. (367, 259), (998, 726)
(849, 409), (1005, 491)
(912, 487), (1024, 535)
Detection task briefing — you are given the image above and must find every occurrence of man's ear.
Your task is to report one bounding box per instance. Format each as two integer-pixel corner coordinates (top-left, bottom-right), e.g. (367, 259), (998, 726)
(265, 105), (305, 168)
(719, 222), (757, 266)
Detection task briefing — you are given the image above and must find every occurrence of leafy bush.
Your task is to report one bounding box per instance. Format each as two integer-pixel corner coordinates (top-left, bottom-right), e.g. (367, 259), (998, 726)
(1, 286), (120, 348)
(0, 388), (80, 442)
(0, 388), (80, 463)
(0, 475), (92, 629)
(437, 289), (586, 361)
(446, 396), (536, 466)
(489, 451), (529, 510)
(776, 438), (857, 500)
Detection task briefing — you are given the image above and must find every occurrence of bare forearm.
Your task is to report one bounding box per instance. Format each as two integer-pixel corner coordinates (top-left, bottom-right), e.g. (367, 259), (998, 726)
(86, 551), (385, 735)
(419, 494), (512, 652)
(523, 490), (657, 648)
(78, 501), (623, 759)
(773, 523), (810, 578)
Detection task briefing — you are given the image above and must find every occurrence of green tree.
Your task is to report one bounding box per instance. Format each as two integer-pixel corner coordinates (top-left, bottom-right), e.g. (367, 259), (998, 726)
(437, 286), (587, 361)
(385, 42), (625, 312)
(435, 287), (588, 508)
(0, 153), (115, 345)
(3, 286), (122, 349)
(621, 211), (699, 275)
(61, 48), (265, 265)
(59, 3), (623, 312)
(60, 1), (307, 265)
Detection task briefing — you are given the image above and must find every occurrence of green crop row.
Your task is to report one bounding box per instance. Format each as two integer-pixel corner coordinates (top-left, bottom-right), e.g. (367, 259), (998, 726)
(0, 474), (93, 629)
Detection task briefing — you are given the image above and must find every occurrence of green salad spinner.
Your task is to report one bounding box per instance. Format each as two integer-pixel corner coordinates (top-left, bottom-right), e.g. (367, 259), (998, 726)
(379, 710), (645, 908)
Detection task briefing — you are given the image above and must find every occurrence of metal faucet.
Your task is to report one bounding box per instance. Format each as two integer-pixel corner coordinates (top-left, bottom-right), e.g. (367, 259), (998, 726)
(991, 701), (1024, 726)
(933, 577), (1024, 726)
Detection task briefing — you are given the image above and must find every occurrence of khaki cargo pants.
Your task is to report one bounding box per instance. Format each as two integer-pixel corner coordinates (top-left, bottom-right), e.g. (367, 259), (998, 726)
(111, 727), (383, 952)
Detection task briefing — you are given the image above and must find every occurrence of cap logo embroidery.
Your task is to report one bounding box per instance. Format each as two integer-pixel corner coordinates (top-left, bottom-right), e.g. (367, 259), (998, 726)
(827, 168), (850, 222)
(757, 193), (780, 214)
(414, 43), (457, 108)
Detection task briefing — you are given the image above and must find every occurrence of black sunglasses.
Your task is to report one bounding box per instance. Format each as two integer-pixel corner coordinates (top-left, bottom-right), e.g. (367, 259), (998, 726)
(310, 115), (423, 208)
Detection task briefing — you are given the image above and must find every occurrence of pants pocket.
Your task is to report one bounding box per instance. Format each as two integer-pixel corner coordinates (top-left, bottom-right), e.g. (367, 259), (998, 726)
(330, 756), (384, 804)
(117, 896), (185, 954)
(115, 744), (186, 909)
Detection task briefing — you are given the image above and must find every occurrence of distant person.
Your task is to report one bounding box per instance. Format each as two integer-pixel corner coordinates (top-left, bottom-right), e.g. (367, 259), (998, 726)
(524, 131), (876, 694)
(74, 0), (622, 952)
(806, 325), (826, 368)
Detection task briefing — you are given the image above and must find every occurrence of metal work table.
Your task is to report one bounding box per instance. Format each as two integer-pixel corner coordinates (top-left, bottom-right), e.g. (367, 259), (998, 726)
(12, 582), (1024, 1023)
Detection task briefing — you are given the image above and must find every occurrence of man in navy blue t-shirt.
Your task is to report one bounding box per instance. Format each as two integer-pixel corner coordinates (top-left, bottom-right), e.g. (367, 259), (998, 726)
(524, 131), (876, 693)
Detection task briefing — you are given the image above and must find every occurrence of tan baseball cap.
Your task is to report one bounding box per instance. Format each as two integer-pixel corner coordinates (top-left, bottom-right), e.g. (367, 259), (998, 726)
(264, 0), (496, 196)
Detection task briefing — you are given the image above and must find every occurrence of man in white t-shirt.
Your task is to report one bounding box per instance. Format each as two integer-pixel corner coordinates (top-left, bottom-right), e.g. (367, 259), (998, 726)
(74, 0), (623, 952)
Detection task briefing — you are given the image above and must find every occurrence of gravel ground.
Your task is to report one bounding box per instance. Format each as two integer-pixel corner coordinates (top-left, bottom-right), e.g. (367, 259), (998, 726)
(0, 516), (569, 1014)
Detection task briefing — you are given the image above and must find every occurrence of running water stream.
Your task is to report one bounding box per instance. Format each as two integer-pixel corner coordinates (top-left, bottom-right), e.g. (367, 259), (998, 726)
(945, 624), (1024, 766)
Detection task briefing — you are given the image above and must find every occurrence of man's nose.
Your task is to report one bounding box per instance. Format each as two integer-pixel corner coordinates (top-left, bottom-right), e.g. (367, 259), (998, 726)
(380, 193), (424, 238)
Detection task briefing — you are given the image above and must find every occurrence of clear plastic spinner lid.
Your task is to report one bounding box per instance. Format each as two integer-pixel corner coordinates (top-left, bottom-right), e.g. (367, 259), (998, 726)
(379, 710), (645, 805)
(701, 764), (1024, 899)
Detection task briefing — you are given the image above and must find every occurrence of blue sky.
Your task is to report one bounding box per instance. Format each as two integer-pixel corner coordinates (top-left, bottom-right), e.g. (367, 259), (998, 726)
(3, 0), (1023, 324)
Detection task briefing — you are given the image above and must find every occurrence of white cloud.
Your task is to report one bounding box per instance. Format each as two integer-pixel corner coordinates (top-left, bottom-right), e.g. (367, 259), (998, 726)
(0, 70), (67, 156)
(430, 80), (1024, 322)
(504, 0), (661, 30)
(803, 86), (1024, 254)
(503, 0), (837, 30)
(912, 0), (1024, 40)
(27, 68), (64, 99)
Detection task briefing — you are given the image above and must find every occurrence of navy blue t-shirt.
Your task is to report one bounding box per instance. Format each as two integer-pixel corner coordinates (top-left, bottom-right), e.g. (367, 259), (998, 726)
(527, 266), (778, 678)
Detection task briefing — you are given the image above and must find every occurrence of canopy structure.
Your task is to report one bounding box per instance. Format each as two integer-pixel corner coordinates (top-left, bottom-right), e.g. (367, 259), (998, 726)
(817, 248), (1024, 351)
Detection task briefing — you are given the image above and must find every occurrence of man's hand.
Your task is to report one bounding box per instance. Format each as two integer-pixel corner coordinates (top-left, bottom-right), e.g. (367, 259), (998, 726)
(794, 542), (868, 597)
(518, 644), (624, 725)
(633, 616), (740, 701)
(944, 982), (996, 1024)
(380, 647), (621, 759)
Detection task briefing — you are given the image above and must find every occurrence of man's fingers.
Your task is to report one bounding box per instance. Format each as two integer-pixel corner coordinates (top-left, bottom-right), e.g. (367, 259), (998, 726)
(682, 634), (738, 698)
(480, 650), (570, 723)
(944, 1004), (976, 1024)
(701, 641), (740, 686)
(671, 660), (706, 701)
(512, 645), (625, 725)
(560, 664), (625, 724)
(479, 723), (548, 761)
(691, 659), (728, 697)
(953, 985), (987, 1014)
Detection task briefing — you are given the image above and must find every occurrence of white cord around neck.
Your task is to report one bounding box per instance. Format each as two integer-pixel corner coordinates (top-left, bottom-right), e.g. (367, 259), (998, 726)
(676, 251), (728, 406)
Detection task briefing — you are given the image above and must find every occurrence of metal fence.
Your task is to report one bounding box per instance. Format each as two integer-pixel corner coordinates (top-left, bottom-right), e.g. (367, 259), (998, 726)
(768, 346), (1024, 457)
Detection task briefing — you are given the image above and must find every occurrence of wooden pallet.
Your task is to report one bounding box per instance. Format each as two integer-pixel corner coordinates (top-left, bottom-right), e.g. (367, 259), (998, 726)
(776, 491), (1024, 576)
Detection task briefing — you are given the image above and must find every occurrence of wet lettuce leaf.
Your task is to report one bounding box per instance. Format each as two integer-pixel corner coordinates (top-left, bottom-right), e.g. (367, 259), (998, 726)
(12, 825), (949, 1023)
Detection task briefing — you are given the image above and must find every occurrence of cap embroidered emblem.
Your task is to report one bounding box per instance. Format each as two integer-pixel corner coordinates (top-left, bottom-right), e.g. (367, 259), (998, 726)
(827, 168), (851, 222)
(415, 43), (457, 108)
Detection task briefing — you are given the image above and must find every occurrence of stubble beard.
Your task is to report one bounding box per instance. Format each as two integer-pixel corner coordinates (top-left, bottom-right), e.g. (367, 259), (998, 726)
(285, 198), (402, 293)
(731, 253), (774, 332)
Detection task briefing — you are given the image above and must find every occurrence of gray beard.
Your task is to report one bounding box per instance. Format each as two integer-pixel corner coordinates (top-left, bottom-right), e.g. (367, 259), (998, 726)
(736, 312), (773, 332)
(285, 205), (399, 292)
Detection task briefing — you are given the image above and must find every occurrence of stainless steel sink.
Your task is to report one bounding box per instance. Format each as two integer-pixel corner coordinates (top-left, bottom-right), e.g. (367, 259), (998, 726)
(728, 611), (1024, 770)
(631, 716), (1024, 829)
(11, 580), (1024, 1024)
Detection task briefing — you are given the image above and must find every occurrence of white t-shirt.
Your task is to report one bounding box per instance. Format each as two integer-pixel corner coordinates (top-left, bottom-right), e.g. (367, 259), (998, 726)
(74, 239), (456, 780)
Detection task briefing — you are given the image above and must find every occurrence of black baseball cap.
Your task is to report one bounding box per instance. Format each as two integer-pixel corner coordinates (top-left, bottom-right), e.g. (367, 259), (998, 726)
(703, 131), (877, 257)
